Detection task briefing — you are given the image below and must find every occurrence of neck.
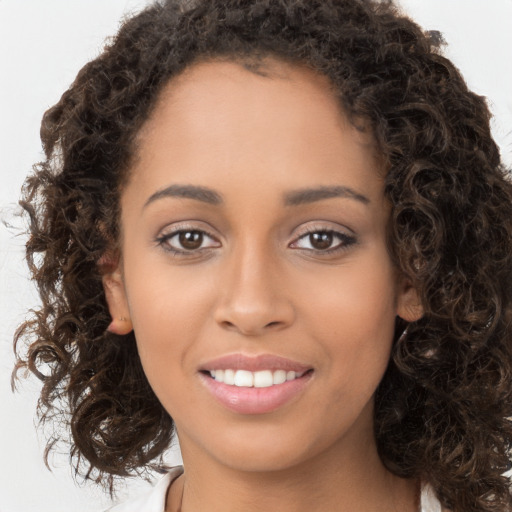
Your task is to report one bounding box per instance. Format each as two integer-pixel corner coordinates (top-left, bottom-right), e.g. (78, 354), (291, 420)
(168, 419), (419, 512)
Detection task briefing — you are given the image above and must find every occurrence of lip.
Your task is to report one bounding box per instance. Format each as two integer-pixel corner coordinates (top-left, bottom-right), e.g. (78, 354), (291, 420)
(199, 353), (312, 373)
(199, 353), (313, 414)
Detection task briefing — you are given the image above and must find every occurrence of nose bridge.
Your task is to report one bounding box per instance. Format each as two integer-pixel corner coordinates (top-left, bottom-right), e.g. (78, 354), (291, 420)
(214, 236), (294, 335)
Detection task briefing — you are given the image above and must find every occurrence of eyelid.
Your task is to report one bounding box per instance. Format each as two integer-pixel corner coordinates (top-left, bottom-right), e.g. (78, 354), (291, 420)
(154, 220), (356, 257)
(155, 222), (221, 255)
(289, 222), (357, 254)
(292, 221), (355, 237)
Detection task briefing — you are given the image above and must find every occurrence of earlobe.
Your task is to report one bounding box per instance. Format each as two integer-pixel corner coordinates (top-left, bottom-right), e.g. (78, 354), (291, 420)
(397, 280), (424, 323)
(102, 268), (133, 335)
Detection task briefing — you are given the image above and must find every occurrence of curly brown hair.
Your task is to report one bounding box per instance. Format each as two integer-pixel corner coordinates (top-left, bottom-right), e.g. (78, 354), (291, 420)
(13, 0), (512, 510)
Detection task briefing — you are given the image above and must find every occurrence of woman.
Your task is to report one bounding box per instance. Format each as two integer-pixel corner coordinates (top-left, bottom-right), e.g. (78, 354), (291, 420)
(13, 0), (512, 511)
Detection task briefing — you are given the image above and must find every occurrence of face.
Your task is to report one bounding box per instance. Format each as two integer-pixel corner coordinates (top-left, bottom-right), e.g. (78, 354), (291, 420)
(103, 59), (422, 473)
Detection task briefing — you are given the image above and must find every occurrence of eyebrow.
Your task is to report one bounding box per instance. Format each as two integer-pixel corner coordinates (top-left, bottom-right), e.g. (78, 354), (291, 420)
(144, 184), (223, 208)
(284, 186), (370, 206)
(143, 183), (370, 209)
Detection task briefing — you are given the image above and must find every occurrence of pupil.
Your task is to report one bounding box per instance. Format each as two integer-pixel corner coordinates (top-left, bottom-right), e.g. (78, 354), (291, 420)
(179, 231), (203, 250)
(310, 232), (333, 250)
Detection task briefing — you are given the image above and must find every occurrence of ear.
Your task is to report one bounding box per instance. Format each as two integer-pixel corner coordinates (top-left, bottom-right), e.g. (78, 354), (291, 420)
(396, 278), (424, 323)
(102, 265), (133, 335)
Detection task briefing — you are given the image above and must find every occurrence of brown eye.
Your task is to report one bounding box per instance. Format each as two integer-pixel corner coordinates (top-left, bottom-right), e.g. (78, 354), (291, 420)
(309, 232), (333, 250)
(290, 228), (356, 254)
(179, 230), (203, 250)
(157, 228), (220, 254)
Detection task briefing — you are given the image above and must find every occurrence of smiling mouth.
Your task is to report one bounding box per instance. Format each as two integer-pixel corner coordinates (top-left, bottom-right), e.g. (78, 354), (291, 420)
(205, 369), (310, 387)
(198, 353), (314, 413)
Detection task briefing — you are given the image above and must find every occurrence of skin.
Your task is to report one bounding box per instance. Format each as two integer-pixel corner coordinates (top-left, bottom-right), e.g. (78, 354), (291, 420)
(103, 58), (423, 512)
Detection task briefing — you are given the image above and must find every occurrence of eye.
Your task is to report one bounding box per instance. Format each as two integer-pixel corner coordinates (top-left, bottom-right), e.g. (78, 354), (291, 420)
(156, 228), (220, 254)
(290, 229), (356, 253)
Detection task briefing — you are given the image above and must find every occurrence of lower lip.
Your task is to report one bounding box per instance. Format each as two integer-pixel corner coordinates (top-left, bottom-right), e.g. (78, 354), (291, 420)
(200, 372), (313, 414)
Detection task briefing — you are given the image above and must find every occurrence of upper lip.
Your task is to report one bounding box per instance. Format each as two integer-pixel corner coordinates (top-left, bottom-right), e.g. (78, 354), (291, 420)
(199, 353), (312, 373)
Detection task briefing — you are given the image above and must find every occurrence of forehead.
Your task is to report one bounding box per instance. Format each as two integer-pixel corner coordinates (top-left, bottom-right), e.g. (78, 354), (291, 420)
(159, 57), (339, 108)
(137, 57), (375, 153)
(127, 58), (383, 204)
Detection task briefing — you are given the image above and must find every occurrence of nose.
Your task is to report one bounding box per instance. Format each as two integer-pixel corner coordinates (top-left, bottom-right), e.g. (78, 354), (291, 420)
(214, 245), (295, 336)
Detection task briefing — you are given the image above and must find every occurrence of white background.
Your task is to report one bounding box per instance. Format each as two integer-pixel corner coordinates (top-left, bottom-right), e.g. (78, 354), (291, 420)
(1, 1), (511, 511)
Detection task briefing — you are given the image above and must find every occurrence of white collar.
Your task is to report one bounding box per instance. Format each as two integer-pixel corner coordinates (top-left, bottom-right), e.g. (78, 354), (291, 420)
(107, 467), (443, 512)
(420, 482), (443, 512)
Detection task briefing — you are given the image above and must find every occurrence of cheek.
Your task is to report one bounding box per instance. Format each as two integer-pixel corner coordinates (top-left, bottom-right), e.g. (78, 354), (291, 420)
(124, 264), (216, 388)
(297, 255), (397, 393)
(126, 251), (216, 326)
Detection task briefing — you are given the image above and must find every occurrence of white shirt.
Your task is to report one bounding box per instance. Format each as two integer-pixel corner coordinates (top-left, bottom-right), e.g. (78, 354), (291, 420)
(106, 468), (182, 512)
(106, 467), (443, 512)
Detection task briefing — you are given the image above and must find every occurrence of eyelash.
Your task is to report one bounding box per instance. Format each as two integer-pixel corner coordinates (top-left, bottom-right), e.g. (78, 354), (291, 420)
(155, 224), (220, 257)
(290, 227), (357, 255)
(155, 225), (356, 257)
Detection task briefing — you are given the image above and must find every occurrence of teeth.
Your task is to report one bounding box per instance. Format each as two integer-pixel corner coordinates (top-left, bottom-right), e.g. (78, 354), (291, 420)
(234, 370), (253, 387)
(254, 370), (273, 388)
(208, 369), (303, 387)
(224, 369), (235, 385)
(274, 370), (287, 385)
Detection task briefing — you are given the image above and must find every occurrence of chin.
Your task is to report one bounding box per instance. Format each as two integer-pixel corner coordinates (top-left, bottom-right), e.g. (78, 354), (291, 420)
(218, 449), (311, 474)
(191, 425), (333, 474)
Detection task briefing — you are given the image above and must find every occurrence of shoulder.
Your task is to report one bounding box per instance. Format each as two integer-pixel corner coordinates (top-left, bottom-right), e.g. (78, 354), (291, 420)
(105, 467), (184, 512)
